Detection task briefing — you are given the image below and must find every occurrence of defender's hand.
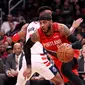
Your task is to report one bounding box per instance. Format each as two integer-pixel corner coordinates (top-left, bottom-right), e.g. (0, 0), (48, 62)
(72, 18), (83, 28)
(23, 66), (32, 79)
(7, 70), (14, 77)
(10, 69), (18, 76)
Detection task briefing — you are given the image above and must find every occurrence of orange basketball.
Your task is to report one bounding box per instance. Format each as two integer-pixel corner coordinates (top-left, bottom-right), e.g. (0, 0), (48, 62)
(57, 43), (74, 63)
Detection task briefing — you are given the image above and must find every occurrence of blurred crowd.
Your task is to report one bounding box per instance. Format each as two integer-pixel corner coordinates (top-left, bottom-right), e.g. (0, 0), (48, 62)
(0, 0), (85, 85)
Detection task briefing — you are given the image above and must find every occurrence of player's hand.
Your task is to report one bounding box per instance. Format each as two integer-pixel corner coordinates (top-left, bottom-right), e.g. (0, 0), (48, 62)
(10, 69), (18, 76)
(72, 18), (83, 28)
(7, 70), (14, 77)
(23, 66), (32, 79)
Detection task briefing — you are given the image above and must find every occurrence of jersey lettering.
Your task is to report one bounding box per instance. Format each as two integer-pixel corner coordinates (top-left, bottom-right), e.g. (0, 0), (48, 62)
(28, 27), (35, 32)
(43, 39), (62, 48)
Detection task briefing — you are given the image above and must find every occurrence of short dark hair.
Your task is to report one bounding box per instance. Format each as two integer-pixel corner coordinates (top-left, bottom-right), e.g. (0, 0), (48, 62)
(39, 13), (52, 20)
(37, 6), (52, 15)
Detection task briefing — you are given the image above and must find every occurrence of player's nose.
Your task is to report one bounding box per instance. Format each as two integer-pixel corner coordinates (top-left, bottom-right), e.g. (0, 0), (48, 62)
(41, 23), (44, 28)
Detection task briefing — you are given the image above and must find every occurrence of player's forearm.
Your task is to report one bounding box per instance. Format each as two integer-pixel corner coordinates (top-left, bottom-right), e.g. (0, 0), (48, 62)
(70, 27), (75, 34)
(18, 30), (26, 37)
(70, 18), (83, 34)
(23, 38), (34, 66)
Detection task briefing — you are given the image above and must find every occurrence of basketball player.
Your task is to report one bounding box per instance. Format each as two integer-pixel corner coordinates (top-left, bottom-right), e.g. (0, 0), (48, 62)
(12, 6), (83, 85)
(23, 13), (84, 85)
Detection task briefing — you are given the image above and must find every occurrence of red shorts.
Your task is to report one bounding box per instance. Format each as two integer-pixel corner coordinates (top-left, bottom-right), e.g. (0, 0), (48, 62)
(52, 57), (78, 83)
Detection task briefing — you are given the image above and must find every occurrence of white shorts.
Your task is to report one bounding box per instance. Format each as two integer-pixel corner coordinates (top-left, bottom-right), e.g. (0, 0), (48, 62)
(16, 54), (58, 85)
(31, 54), (58, 80)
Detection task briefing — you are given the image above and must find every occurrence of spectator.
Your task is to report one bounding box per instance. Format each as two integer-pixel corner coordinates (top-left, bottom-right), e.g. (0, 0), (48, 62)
(0, 43), (25, 85)
(6, 46), (13, 54)
(53, 8), (64, 23)
(51, 0), (62, 11)
(6, 37), (13, 46)
(0, 42), (8, 59)
(75, 33), (83, 40)
(6, 16), (26, 37)
(61, 1), (73, 24)
(81, 24), (85, 38)
(78, 44), (85, 84)
(1, 14), (18, 34)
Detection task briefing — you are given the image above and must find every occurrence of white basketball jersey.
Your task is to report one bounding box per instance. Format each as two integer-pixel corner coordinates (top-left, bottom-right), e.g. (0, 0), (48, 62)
(26, 21), (45, 62)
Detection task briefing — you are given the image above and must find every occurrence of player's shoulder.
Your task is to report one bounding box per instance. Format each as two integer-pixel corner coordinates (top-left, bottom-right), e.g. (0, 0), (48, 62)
(58, 23), (69, 31)
(29, 21), (40, 26)
(58, 23), (67, 27)
(28, 21), (40, 30)
(53, 22), (66, 29)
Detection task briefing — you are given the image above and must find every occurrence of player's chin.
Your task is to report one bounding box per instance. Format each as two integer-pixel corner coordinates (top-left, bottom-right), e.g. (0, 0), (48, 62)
(42, 28), (46, 32)
(42, 29), (47, 33)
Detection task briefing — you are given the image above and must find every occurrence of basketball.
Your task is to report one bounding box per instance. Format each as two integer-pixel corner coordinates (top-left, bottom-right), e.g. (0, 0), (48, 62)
(57, 43), (74, 63)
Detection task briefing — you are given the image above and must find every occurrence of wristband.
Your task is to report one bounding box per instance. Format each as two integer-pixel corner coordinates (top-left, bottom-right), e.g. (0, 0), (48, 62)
(12, 33), (20, 42)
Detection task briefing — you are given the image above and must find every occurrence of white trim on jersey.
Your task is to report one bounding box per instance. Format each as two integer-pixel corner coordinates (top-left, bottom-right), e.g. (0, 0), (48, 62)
(26, 21), (40, 42)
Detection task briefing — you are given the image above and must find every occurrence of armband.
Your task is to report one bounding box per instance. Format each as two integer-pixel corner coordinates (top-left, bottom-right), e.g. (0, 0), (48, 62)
(72, 40), (82, 49)
(67, 34), (78, 43)
(12, 33), (20, 42)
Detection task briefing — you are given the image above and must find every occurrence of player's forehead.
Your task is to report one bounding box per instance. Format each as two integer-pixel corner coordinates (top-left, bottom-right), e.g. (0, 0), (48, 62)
(39, 20), (50, 24)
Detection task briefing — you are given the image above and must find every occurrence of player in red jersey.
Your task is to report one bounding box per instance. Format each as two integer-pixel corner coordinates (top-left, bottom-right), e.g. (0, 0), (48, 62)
(23, 13), (84, 85)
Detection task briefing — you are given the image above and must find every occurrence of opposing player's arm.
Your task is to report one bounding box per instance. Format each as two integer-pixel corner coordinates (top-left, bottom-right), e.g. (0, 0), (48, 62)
(70, 18), (83, 34)
(12, 24), (28, 42)
(24, 30), (39, 67)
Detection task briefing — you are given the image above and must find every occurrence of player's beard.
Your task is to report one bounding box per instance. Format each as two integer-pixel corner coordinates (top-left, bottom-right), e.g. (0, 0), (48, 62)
(44, 24), (51, 35)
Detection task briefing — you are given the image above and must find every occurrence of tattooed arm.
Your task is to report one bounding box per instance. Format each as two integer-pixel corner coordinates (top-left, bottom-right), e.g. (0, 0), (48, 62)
(58, 23), (71, 38)
(58, 23), (82, 49)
